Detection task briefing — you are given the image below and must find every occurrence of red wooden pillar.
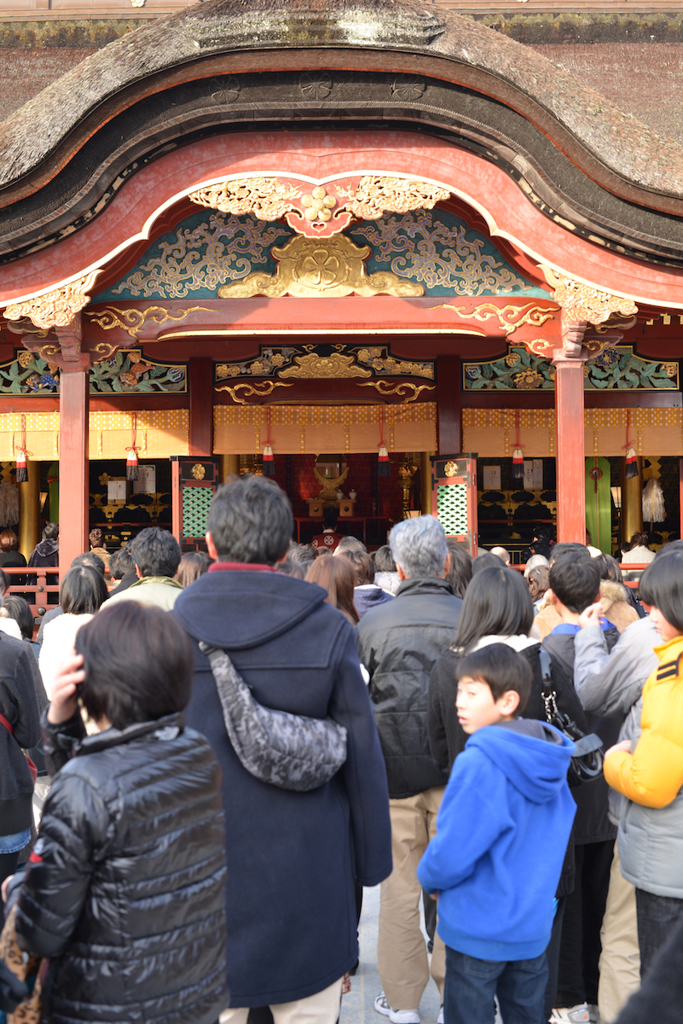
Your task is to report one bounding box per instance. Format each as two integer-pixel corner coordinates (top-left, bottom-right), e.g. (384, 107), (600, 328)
(189, 357), (214, 457)
(437, 354), (462, 455)
(554, 355), (586, 543)
(59, 368), (89, 570)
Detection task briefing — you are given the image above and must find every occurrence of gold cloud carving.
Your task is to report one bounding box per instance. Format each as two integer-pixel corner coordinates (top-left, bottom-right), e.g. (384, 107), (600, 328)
(214, 381), (294, 404)
(358, 380), (436, 404)
(430, 301), (555, 335)
(218, 234), (424, 299)
(4, 271), (100, 330)
(189, 178), (301, 221)
(87, 305), (214, 339)
(279, 352), (372, 379)
(540, 267), (638, 325)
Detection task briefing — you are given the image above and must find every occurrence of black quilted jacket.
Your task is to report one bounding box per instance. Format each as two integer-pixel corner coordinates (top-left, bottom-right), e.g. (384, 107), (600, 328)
(14, 711), (228, 1024)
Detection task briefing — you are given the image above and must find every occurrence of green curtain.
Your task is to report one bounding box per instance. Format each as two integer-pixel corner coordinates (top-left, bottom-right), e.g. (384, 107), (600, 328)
(585, 457), (612, 554)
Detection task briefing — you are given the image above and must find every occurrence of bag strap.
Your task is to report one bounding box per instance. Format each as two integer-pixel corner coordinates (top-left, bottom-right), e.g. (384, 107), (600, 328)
(0, 712), (13, 736)
(538, 649), (560, 723)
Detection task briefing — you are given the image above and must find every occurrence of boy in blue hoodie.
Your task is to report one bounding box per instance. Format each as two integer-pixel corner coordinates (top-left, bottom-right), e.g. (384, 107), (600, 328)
(417, 643), (576, 1024)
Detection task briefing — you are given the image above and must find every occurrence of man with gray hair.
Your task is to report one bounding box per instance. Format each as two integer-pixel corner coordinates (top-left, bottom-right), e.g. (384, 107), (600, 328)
(356, 515), (463, 1024)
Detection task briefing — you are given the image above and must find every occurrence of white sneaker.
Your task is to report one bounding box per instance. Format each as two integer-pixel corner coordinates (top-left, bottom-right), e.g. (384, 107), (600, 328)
(374, 992), (421, 1024)
(550, 1005), (590, 1024)
(437, 1007), (444, 1024)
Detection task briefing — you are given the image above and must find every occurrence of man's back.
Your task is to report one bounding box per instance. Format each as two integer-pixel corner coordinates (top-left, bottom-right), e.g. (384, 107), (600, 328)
(174, 567), (391, 1007)
(357, 575), (462, 798)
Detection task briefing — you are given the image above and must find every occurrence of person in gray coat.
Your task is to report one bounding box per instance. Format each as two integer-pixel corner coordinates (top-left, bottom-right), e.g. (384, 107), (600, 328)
(573, 606), (659, 1023)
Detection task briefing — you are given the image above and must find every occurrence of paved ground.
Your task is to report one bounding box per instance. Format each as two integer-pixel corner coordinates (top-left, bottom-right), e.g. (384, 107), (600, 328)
(341, 886), (442, 1024)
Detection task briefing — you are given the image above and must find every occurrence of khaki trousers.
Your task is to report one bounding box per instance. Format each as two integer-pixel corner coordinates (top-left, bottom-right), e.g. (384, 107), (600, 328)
(219, 977), (343, 1024)
(378, 786), (446, 1010)
(598, 847), (640, 1023)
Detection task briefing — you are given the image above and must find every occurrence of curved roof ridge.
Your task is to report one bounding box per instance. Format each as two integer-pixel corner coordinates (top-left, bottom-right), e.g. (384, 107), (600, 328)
(0, 0), (681, 201)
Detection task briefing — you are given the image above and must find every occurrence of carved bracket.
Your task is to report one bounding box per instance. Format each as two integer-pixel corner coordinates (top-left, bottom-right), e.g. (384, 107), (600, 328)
(3, 271), (100, 332)
(189, 174), (450, 238)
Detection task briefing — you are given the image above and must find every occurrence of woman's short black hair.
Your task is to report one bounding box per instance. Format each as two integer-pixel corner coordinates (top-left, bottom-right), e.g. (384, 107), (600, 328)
(60, 565), (108, 615)
(75, 602), (194, 729)
(2, 595), (34, 639)
(457, 643), (532, 711)
(639, 549), (683, 633)
(452, 566), (534, 653)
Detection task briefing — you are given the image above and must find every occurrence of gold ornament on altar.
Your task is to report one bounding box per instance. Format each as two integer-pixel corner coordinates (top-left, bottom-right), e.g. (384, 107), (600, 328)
(218, 234), (424, 299)
(398, 454), (419, 517)
(540, 267), (638, 325)
(443, 461), (458, 478)
(4, 271), (100, 330)
(191, 464), (206, 480)
(314, 464), (350, 501)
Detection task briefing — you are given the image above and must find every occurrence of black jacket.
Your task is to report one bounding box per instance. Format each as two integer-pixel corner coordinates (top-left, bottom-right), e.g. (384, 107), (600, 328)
(543, 628), (621, 845)
(15, 711), (227, 1024)
(356, 575), (462, 798)
(173, 568), (392, 1007)
(0, 634), (41, 835)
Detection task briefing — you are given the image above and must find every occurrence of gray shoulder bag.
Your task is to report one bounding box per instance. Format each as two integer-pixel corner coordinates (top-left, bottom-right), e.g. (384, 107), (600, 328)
(199, 642), (347, 792)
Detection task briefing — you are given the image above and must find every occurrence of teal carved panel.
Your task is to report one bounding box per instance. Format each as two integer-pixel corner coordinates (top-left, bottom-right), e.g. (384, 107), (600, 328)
(349, 209), (547, 297)
(93, 206), (548, 302)
(463, 345), (679, 391)
(92, 211), (292, 301)
(0, 350), (186, 395)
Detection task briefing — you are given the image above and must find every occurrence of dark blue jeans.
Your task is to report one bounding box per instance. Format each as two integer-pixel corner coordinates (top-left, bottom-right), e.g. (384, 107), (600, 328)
(635, 888), (683, 979)
(444, 945), (548, 1024)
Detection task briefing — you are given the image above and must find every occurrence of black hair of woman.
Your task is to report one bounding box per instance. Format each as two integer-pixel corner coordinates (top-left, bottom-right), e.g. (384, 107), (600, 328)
(451, 565), (534, 654)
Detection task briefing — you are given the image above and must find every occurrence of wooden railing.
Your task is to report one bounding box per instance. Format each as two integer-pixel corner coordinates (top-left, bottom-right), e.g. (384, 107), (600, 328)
(509, 562), (650, 588)
(3, 566), (62, 621)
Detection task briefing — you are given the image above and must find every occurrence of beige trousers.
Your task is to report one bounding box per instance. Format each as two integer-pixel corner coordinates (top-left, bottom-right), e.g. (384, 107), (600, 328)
(219, 977), (343, 1024)
(378, 786), (447, 1011)
(598, 846), (640, 1023)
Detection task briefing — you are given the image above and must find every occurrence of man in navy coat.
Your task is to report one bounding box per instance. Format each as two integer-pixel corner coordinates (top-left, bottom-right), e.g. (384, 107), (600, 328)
(173, 475), (392, 1024)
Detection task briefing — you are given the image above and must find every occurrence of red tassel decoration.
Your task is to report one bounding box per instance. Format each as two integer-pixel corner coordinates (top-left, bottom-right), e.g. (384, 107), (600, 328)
(511, 447), (524, 486)
(378, 444), (391, 477)
(625, 446), (638, 479)
(126, 447), (139, 481)
(15, 449), (28, 484)
(262, 444), (275, 477)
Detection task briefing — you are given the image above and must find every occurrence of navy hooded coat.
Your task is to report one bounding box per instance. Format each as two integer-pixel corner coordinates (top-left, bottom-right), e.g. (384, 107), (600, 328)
(173, 567), (392, 1008)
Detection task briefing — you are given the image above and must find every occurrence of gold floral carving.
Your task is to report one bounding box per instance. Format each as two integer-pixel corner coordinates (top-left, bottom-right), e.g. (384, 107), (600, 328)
(279, 353), (372, 379)
(430, 302), (555, 336)
(337, 176), (451, 219)
(214, 381), (294, 404)
(188, 179), (301, 221)
(540, 267), (638, 325)
(357, 381), (436, 404)
(87, 305), (213, 339)
(4, 271), (100, 330)
(218, 234), (424, 299)
(191, 464), (206, 480)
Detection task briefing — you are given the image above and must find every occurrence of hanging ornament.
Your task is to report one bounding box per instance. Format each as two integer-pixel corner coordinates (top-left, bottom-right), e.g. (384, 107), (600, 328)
(15, 449), (28, 484)
(262, 444), (275, 477)
(511, 448), (525, 486)
(642, 478), (665, 529)
(623, 411), (638, 479)
(624, 446), (638, 479)
(377, 407), (391, 476)
(589, 462), (603, 493)
(125, 413), (140, 481)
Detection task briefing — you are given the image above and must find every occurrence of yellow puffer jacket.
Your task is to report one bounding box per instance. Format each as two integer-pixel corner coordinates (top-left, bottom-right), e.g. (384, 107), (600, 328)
(605, 634), (683, 896)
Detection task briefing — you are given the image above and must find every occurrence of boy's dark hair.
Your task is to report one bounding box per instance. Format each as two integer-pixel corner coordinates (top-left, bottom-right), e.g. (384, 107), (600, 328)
(549, 556), (601, 614)
(2, 596), (34, 640)
(457, 643), (532, 713)
(72, 552), (105, 576)
(372, 545), (396, 573)
(549, 542), (591, 565)
(639, 549), (683, 633)
(60, 565), (109, 614)
(339, 549), (374, 585)
(76, 602), (194, 729)
(129, 527), (181, 579)
(110, 545), (136, 580)
(207, 476), (293, 564)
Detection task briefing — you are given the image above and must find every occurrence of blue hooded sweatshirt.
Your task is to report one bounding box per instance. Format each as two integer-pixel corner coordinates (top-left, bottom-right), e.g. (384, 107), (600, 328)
(417, 719), (576, 961)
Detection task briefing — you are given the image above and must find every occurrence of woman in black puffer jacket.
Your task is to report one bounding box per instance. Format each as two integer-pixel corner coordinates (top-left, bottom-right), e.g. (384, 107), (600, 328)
(10, 602), (227, 1024)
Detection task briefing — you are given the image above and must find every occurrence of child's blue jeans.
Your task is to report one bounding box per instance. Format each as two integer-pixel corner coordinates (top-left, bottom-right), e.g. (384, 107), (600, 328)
(444, 945), (548, 1024)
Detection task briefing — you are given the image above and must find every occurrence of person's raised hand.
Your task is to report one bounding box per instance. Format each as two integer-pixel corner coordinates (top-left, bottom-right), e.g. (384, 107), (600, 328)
(47, 652), (85, 724)
(578, 601), (603, 630)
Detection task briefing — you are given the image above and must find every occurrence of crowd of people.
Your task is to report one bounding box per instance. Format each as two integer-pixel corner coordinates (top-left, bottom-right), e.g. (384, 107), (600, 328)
(0, 478), (681, 1024)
